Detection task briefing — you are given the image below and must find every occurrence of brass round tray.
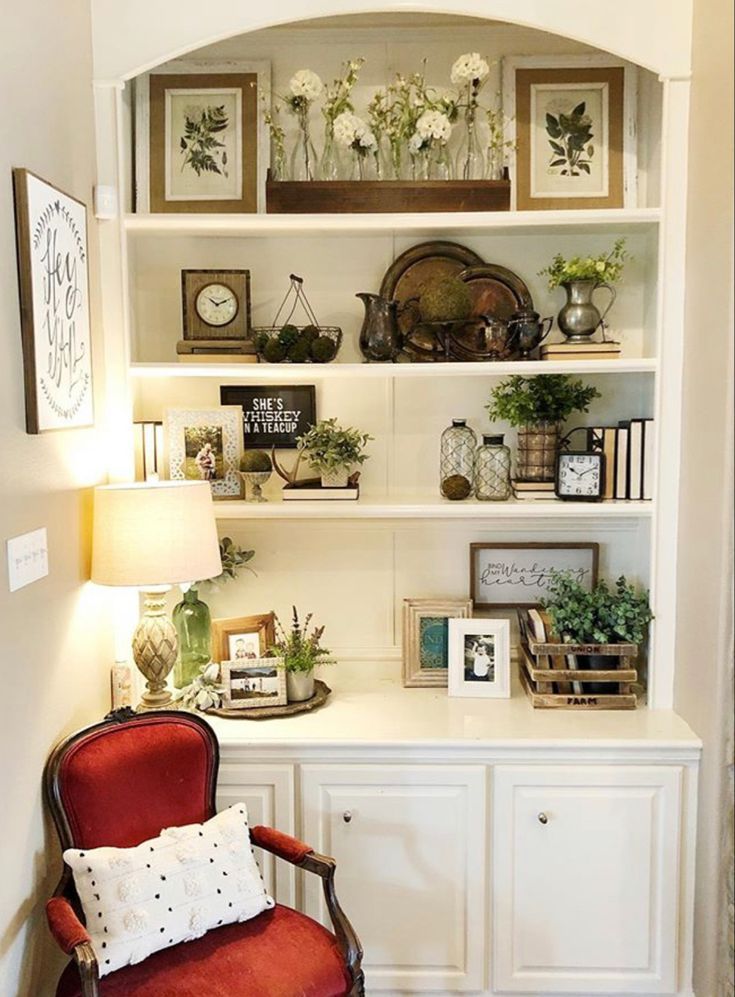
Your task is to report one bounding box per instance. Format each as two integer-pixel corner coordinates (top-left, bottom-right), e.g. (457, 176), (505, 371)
(206, 680), (331, 720)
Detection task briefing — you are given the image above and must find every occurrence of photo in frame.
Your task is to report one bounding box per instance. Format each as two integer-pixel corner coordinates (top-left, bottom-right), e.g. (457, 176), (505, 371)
(211, 613), (276, 664)
(12, 169), (94, 433)
(220, 658), (286, 710)
(448, 618), (511, 699)
(470, 542), (599, 609)
(402, 598), (472, 687)
(135, 61), (270, 214)
(220, 385), (316, 450)
(503, 56), (637, 210)
(165, 407), (243, 498)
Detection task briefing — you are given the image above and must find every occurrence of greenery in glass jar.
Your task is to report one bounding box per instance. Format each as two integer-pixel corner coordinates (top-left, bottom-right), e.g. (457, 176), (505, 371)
(486, 375), (600, 427)
(542, 571), (653, 645)
(297, 418), (373, 475)
(539, 238), (629, 289)
(269, 606), (335, 673)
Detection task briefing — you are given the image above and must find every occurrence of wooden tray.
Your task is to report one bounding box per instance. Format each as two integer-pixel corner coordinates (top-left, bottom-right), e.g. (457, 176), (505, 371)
(206, 680), (331, 720)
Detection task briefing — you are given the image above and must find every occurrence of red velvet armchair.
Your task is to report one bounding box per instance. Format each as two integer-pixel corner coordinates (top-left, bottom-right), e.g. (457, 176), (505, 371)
(43, 709), (363, 997)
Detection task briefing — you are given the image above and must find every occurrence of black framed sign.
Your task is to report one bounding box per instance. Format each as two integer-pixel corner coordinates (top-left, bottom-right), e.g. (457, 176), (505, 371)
(220, 385), (316, 449)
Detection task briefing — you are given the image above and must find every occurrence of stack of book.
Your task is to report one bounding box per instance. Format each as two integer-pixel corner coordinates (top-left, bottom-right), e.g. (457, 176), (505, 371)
(541, 340), (622, 362)
(512, 480), (558, 501)
(587, 420), (654, 500)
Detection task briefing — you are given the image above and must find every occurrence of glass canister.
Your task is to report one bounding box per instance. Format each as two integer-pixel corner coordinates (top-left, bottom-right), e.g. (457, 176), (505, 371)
(440, 419), (477, 500)
(475, 434), (512, 501)
(172, 587), (212, 688)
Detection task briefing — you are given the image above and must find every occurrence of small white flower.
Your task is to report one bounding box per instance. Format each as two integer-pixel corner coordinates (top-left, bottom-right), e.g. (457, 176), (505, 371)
(289, 69), (323, 102)
(359, 129), (377, 150)
(450, 52), (490, 85)
(415, 110), (452, 144)
(408, 133), (425, 155)
(596, 261), (606, 273)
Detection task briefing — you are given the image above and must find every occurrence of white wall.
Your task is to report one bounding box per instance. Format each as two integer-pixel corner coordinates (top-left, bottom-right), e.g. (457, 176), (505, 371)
(674, 0), (734, 993)
(0, 3), (114, 995)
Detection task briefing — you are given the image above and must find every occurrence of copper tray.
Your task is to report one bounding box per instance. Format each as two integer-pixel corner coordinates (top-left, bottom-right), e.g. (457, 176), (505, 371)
(206, 680), (331, 720)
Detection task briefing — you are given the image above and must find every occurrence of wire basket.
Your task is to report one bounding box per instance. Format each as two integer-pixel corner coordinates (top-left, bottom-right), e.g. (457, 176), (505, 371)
(253, 274), (342, 364)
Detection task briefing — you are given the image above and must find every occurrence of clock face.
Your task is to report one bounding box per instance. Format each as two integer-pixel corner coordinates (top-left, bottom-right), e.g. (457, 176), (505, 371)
(556, 453), (604, 500)
(195, 283), (239, 327)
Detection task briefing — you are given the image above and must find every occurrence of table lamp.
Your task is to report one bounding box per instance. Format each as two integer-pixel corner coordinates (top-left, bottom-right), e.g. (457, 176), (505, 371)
(91, 481), (222, 710)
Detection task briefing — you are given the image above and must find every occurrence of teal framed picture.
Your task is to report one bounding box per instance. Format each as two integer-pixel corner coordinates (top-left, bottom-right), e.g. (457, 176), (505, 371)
(402, 598), (472, 687)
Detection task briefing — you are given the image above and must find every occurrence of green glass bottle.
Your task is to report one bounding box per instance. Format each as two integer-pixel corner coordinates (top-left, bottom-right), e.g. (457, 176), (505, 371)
(172, 588), (212, 688)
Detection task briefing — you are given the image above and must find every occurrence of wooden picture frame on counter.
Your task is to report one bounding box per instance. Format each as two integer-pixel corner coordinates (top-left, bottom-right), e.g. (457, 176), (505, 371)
(402, 598), (472, 688)
(470, 542), (599, 609)
(211, 613), (276, 664)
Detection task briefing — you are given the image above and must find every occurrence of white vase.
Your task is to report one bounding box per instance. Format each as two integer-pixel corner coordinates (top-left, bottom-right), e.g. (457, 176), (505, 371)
(286, 669), (315, 702)
(321, 468), (349, 488)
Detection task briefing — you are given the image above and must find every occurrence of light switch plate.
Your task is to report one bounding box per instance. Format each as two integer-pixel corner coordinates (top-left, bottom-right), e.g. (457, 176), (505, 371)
(7, 528), (49, 592)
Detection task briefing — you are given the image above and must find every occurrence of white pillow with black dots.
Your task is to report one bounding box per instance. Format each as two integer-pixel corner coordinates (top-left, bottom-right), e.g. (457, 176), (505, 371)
(63, 803), (274, 977)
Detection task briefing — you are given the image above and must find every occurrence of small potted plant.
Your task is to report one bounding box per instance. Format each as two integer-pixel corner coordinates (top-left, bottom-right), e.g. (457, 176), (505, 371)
(270, 606), (334, 702)
(239, 450), (273, 502)
(486, 375), (600, 481)
(543, 571), (653, 692)
(297, 417), (372, 488)
(539, 238), (629, 341)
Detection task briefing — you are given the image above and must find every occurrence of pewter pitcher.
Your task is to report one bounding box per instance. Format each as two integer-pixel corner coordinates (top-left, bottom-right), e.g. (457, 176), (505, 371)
(357, 293), (403, 362)
(557, 279), (616, 342)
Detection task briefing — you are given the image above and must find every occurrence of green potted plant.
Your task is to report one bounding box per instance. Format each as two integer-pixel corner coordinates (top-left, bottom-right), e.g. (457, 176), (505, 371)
(539, 238), (629, 341)
(543, 571), (653, 692)
(297, 417), (373, 488)
(269, 606), (334, 702)
(486, 375), (600, 481)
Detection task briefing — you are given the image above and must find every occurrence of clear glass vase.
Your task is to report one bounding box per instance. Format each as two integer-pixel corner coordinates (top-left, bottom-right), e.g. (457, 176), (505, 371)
(432, 144), (453, 181)
(440, 419), (477, 500)
(475, 434), (512, 501)
(456, 104), (485, 180)
(290, 109), (317, 181)
(172, 587), (212, 688)
(484, 146), (504, 180)
(319, 128), (342, 181)
(349, 151), (370, 181)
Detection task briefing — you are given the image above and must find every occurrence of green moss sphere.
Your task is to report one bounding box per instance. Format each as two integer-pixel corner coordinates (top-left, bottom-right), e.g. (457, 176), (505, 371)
(239, 450), (272, 473)
(278, 324), (300, 348)
(262, 338), (287, 363)
(419, 277), (473, 322)
(254, 332), (270, 353)
(441, 474), (472, 500)
(310, 336), (338, 362)
(301, 324), (321, 344)
(287, 337), (312, 363)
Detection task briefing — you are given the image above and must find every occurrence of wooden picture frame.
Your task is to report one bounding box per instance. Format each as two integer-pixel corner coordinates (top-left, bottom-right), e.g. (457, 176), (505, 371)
(470, 542), (599, 608)
(220, 657), (286, 711)
(219, 384), (317, 450)
(182, 269), (251, 340)
(402, 598), (472, 688)
(135, 61), (270, 214)
(448, 618), (511, 699)
(211, 613), (276, 664)
(503, 55), (637, 210)
(164, 406), (244, 498)
(12, 168), (94, 434)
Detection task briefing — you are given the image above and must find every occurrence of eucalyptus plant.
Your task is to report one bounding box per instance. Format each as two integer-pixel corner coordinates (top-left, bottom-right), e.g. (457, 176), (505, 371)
(486, 375), (600, 428)
(173, 662), (227, 711)
(200, 537), (255, 587)
(543, 571), (653, 645)
(297, 418), (373, 474)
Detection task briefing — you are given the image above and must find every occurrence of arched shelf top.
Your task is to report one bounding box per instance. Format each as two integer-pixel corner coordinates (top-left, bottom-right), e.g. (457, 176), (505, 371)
(91, 0), (692, 84)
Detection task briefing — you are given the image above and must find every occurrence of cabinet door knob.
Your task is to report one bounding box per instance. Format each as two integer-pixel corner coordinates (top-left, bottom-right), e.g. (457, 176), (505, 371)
(537, 812), (549, 825)
(342, 810), (353, 824)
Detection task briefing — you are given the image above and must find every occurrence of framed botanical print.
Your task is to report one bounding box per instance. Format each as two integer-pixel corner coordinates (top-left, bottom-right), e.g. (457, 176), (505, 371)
(220, 658), (286, 710)
(402, 598), (472, 688)
(470, 542), (599, 609)
(448, 618), (511, 700)
(165, 406), (243, 498)
(135, 61), (270, 213)
(211, 613), (276, 664)
(12, 169), (94, 433)
(503, 56), (637, 210)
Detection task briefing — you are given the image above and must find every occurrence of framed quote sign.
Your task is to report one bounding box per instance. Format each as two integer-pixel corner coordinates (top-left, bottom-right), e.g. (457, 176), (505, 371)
(470, 542), (599, 608)
(12, 169), (94, 433)
(220, 385), (316, 449)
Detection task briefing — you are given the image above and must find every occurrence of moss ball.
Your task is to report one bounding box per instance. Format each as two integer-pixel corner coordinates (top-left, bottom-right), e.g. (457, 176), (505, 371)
(310, 336), (338, 362)
(278, 324), (300, 348)
(441, 474), (472, 500)
(262, 338), (286, 363)
(419, 277), (473, 323)
(239, 450), (272, 473)
(287, 337), (312, 363)
(254, 332), (270, 353)
(301, 324), (321, 344)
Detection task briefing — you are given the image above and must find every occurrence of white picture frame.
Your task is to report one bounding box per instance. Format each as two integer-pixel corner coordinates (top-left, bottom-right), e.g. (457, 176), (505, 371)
(220, 657), (286, 710)
(164, 406), (243, 498)
(135, 59), (271, 214)
(502, 55), (638, 210)
(448, 619), (511, 700)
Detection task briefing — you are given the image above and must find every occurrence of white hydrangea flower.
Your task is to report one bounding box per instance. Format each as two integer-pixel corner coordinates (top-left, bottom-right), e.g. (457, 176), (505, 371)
(358, 129), (377, 150)
(450, 52), (490, 85)
(289, 69), (323, 102)
(333, 111), (359, 146)
(415, 110), (452, 144)
(408, 133), (425, 155)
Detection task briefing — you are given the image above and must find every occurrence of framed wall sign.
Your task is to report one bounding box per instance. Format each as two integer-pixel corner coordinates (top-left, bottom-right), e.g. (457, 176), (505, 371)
(220, 658), (286, 711)
(503, 56), (637, 210)
(402, 597), (472, 688)
(165, 406), (243, 498)
(448, 618), (511, 699)
(470, 542), (599, 608)
(220, 385), (316, 449)
(182, 269), (251, 340)
(135, 61), (270, 214)
(12, 169), (94, 433)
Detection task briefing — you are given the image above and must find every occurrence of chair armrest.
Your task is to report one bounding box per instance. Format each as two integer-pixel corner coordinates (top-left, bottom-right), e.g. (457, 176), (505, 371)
(251, 825), (314, 865)
(46, 896), (91, 954)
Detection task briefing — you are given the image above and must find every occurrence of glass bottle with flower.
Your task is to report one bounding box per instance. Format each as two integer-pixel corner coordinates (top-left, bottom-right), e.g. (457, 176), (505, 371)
(320, 57), (364, 181)
(259, 94), (287, 181)
(484, 100), (515, 180)
(451, 52), (491, 180)
(409, 108), (454, 180)
(333, 111), (378, 180)
(284, 69), (323, 181)
(367, 88), (393, 180)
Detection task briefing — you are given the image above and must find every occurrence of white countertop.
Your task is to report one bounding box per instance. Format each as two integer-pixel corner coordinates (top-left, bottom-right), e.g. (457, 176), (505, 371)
(206, 661), (701, 755)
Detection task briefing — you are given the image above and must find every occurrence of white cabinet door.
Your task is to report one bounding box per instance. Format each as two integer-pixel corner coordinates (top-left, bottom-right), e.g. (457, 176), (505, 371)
(302, 764), (487, 993)
(217, 762), (296, 907)
(493, 765), (683, 994)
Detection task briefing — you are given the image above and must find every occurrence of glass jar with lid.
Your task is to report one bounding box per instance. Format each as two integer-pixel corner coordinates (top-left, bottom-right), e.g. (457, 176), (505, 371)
(474, 434), (512, 501)
(440, 419), (477, 500)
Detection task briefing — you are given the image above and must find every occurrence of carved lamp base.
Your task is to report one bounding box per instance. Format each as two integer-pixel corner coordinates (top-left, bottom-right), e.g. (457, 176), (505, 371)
(132, 589), (178, 710)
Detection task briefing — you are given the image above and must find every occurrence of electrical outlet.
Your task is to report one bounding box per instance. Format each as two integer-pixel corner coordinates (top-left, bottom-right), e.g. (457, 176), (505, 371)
(7, 528), (49, 592)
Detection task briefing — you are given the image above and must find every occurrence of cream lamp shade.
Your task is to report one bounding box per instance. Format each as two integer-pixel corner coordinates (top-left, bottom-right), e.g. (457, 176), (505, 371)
(91, 481), (222, 588)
